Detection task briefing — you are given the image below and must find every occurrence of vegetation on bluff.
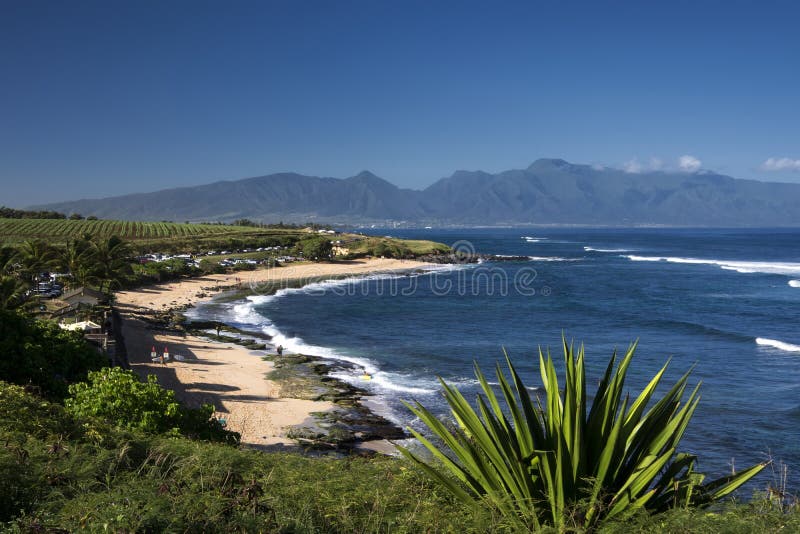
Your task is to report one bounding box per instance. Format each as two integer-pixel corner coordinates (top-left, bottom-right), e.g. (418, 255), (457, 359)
(344, 236), (451, 258)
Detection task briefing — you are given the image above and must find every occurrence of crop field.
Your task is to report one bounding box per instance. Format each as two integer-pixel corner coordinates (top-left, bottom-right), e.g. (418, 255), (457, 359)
(0, 219), (452, 257)
(0, 218), (307, 251)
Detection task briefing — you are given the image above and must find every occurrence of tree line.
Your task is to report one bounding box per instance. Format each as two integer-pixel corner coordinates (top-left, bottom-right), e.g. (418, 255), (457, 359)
(0, 206), (70, 219)
(1, 234), (133, 309)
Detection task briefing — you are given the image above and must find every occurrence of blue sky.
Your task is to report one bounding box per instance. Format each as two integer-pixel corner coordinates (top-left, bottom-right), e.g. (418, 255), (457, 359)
(1, 1), (799, 207)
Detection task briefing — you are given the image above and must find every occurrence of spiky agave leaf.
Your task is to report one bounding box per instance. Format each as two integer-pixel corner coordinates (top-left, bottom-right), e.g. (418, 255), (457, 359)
(399, 337), (768, 530)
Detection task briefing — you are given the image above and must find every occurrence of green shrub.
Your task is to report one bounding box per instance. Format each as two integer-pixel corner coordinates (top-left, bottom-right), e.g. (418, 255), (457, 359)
(65, 368), (239, 444)
(298, 236), (333, 261)
(401, 339), (767, 531)
(198, 258), (224, 274)
(0, 310), (108, 399)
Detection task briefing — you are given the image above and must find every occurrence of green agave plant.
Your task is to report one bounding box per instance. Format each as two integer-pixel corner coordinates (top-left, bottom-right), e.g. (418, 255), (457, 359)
(400, 339), (767, 531)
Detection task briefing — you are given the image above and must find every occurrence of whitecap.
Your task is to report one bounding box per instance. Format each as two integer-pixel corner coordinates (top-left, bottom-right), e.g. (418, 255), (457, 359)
(623, 255), (800, 276)
(528, 256), (582, 262)
(362, 372), (436, 395)
(756, 338), (800, 353)
(231, 300), (269, 325)
(584, 246), (631, 253)
(789, 280), (800, 288)
(327, 364), (438, 396)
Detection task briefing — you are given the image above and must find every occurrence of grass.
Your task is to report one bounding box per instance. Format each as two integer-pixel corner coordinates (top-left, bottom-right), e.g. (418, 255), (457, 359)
(0, 380), (484, 532)
(1, 379), (799, 532)
(344, 236), (451, 257)
(400, 238), (453, 254)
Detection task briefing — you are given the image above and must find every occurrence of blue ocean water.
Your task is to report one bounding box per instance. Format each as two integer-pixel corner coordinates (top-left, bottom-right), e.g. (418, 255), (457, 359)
(196, 228), (800, 488)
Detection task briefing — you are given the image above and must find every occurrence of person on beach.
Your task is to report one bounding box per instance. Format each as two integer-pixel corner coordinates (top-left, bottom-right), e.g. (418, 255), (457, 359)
(276, 345), (284, 356)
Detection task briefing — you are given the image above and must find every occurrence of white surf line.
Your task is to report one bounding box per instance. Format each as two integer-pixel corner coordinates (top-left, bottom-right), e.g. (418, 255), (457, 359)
(756, 337), (800, 353)
(623, 255), (800, 276)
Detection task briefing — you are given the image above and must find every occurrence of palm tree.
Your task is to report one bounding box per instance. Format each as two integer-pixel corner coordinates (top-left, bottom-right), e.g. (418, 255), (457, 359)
(0, 245), (17, 274)
(0, 246), (27, 310)
(0, 275), (26, 310)
(13, 239), (56, 285)
(57, 237), (96, 287)
(90, 235), (133, 294)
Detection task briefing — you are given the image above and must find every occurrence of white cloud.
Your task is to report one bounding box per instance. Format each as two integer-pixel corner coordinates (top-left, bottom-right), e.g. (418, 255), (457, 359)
(678, 155), (702, 172)
(761, 157), (800, 172)
(623, 159), (643, 173)
(622, 157), (665, 174)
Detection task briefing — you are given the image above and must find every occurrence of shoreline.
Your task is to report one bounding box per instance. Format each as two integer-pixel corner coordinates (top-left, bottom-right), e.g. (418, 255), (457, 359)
(113, 258), (436, 451)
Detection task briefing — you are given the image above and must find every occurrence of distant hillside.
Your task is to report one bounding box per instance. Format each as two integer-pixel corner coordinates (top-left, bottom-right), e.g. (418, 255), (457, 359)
(31, 159), (800, 226)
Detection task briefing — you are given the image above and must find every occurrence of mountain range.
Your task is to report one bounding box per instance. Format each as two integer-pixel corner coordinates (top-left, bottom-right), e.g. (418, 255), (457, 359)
(30, 159), (800, 226)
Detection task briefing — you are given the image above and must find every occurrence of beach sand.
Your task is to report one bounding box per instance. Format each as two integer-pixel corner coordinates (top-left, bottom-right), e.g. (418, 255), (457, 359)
(114, 258), (433, 449)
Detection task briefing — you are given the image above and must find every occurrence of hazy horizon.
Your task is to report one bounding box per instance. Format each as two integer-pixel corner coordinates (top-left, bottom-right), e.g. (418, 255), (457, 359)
(11, 157), (800, 210)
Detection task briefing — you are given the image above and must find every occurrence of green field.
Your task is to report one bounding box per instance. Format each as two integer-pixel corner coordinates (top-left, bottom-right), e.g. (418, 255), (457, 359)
(344, 236), (451, 256)
(0, 218), (452, 258)
(0, 218), (303, 243)
(0, 218), (311, 253)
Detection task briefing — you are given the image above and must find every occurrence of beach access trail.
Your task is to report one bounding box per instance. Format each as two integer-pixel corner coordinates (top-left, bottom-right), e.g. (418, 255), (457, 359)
(114, 258), (433, 449)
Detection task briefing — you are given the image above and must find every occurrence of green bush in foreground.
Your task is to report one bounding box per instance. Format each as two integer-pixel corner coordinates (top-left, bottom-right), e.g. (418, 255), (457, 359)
(66, 367), (239, 444)
(401, 339), (768, 531)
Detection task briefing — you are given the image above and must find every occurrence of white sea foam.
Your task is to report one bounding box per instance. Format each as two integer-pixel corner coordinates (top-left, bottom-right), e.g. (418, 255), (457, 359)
(226, 281), (441, 397)
(756, 338), (800, 353)
(231, 299), (270, 325)
(330, 370), (436, 395)
(584, 246), (631, 253)
(262, 318), (437, 394)
(789, 280), (800, 288)
(527, 256), (582, 262)
(623, 255), (800, 276)
(522, 236), (547, 243)
(420, 263), (476, 274)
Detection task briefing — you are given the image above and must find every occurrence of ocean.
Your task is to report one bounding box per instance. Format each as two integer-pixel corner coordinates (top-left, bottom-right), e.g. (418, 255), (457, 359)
(191, 227), (800, 488)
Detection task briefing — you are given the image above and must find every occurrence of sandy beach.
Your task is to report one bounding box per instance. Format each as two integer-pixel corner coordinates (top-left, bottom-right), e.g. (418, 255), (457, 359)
(114, 258), (433, 449)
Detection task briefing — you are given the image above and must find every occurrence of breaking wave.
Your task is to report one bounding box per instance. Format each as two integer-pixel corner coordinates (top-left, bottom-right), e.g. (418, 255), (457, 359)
(756, 338), (800, 353)
(624, 255), (800, 276)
